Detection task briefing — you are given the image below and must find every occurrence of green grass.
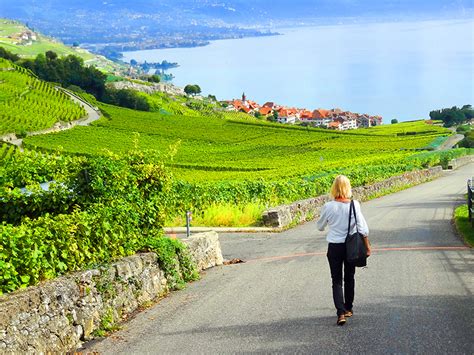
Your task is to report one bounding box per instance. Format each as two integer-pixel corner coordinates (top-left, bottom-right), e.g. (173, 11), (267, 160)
(166, 202), (266, 227)
(454, 204), (474, 247)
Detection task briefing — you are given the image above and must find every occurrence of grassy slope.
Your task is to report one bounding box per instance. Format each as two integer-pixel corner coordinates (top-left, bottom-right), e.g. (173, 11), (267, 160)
(24, 102), (452, 182)
(0, 18), (120, 72)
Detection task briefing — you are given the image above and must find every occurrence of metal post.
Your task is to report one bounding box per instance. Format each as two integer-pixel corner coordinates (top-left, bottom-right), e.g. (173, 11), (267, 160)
(186, 211), (192, 237)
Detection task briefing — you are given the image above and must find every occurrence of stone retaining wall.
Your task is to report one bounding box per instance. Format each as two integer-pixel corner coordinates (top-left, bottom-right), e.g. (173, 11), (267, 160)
(262, 166), (444, 228)
(447, 155), (474, 170)
(0, 232), (223, 353)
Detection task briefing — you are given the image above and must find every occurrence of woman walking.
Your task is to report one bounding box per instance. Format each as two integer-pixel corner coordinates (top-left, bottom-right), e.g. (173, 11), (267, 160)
(317, 175), (371, 326)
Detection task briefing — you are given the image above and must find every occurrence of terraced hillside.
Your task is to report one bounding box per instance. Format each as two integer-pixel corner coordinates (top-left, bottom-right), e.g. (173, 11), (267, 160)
(0, 58), (86, 135)
(25, 103), (453, 184)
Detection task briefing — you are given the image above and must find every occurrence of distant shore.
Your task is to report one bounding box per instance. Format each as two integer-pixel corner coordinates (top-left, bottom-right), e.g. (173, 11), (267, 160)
(92, 31), (280, 59)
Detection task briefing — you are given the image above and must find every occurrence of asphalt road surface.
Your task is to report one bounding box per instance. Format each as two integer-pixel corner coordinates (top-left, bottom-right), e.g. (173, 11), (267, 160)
(88, 163), (474, 354)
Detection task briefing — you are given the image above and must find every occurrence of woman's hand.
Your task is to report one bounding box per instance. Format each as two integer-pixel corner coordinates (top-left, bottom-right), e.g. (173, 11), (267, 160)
(364, 236), (371, 257)
(366, 245), (372, 257)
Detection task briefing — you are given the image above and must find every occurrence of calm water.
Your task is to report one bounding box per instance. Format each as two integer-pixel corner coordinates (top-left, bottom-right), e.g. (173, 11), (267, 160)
(123, 19), (474, 122)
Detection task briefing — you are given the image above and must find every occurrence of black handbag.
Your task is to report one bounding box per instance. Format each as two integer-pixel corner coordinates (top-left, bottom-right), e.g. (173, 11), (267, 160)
(345, 200), (367, 267)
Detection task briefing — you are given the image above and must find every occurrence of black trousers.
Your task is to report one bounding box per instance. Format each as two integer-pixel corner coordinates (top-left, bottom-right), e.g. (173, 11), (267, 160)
(327, 243), (356, 316)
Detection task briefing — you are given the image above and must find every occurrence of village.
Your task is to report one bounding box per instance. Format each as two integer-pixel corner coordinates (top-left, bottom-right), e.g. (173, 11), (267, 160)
(225, 93), (383, 130)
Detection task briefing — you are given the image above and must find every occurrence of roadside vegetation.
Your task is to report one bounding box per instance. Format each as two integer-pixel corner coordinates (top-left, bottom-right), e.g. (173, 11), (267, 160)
(0, 147), (198, 294)
(454, 204), (474, 247)
(457, 125), (474, 148)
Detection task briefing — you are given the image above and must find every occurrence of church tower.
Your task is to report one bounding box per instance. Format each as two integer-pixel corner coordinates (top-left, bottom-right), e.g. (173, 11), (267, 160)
(242, 92), (246, 104)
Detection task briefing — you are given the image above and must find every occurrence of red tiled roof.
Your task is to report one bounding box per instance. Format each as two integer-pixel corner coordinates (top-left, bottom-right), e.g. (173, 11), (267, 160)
(259, 107), (273, 115)
(312, 109), (330, 119)
(300, 110), (313, 119)
(278, 109), (289, 117)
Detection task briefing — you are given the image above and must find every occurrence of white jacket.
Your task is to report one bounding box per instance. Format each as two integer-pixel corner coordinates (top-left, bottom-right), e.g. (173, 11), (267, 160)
(317, 200), (369, 243)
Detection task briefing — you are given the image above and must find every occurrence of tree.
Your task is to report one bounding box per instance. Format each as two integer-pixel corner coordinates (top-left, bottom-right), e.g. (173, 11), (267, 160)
(391, 119), (398, 124)
(429, 105), (472, 127)
(147, 74), (161, 83)
(184, 84), (201, 96)
(0, 47), (20, 62)
(130, 59), (138, 66)
(45, 50), (58, 61)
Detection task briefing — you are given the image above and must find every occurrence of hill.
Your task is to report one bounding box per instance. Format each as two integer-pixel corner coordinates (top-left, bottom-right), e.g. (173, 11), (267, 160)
(24, 102), (452, 184)
(0, 18), (120, 73)
(0, 58), (86, 136)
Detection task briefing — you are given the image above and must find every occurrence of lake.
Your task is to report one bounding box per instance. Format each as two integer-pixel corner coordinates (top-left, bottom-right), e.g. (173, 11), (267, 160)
(123, 19), (474, 122)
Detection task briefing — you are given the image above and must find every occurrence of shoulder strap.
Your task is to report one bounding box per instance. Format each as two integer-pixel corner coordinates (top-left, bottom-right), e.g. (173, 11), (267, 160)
(347, 200), (354, 234)
(347, 200), (360, 235)
(351, 200), (360, 234)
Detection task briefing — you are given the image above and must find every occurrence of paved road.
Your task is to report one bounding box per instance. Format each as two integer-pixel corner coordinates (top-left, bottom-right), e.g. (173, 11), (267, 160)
(88, 164), (474, 354)
(440, 133), (465, 150)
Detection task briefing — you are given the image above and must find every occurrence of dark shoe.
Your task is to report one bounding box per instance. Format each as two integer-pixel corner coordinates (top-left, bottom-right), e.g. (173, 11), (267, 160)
(344, 310), (353, 317)
(337, 315), (346, 326)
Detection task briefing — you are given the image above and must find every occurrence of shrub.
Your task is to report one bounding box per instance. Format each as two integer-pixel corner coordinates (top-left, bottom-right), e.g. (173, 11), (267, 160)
(0, 146), (199, 294)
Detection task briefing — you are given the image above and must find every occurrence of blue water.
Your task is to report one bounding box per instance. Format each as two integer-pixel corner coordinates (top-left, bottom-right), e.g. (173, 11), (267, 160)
(123, 19), (474, 122)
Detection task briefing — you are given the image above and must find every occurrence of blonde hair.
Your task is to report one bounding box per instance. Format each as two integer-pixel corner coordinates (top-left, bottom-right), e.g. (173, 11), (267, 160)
(330, 175), (352, 199)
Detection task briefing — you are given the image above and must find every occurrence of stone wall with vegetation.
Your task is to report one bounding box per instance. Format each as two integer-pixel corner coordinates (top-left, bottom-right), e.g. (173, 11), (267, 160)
(447, 155), (474, 170)
(0, 232), (223, 353)
(262, 166), (445, 228)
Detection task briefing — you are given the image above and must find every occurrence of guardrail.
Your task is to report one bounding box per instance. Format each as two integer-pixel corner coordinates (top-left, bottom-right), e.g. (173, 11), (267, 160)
(468, 178), (474, 227)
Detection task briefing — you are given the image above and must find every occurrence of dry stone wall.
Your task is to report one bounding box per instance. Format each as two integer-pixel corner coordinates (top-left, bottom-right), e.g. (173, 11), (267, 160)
(262, 166), (445, 228)
(0, 232), (223, 353)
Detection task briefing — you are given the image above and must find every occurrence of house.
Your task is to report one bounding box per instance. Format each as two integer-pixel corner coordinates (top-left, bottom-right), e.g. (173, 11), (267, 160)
(312, 109), (330, 119)
(356, 115), (372, 128)
(313, 117), (333, 126)
(240, 106), (252, 114)
(371, 116), (383, 126)
(299, 110), (314, 123)
(263, 102), (275, 109)
(259, 107), (273, 116)
(328, 121), (342, 130)
(277, 109), (297, 124)
(247, 100), (260, 110)
(341, 117), (357, 130)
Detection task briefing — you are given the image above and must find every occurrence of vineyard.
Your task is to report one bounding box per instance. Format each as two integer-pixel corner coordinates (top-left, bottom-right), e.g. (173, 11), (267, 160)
(0, 58), (86, 135)
(0, 143), (16, 160)
(25, 103), (453, 183)
(1, 95), (473, 294)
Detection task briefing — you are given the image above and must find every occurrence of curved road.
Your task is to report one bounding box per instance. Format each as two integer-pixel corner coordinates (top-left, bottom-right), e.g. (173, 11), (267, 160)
(88, 163), (474, 354)
(5, 88), (101, 148)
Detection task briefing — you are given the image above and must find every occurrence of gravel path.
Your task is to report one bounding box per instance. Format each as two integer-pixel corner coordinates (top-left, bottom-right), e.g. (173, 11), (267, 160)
(87, 163), (474, 354)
